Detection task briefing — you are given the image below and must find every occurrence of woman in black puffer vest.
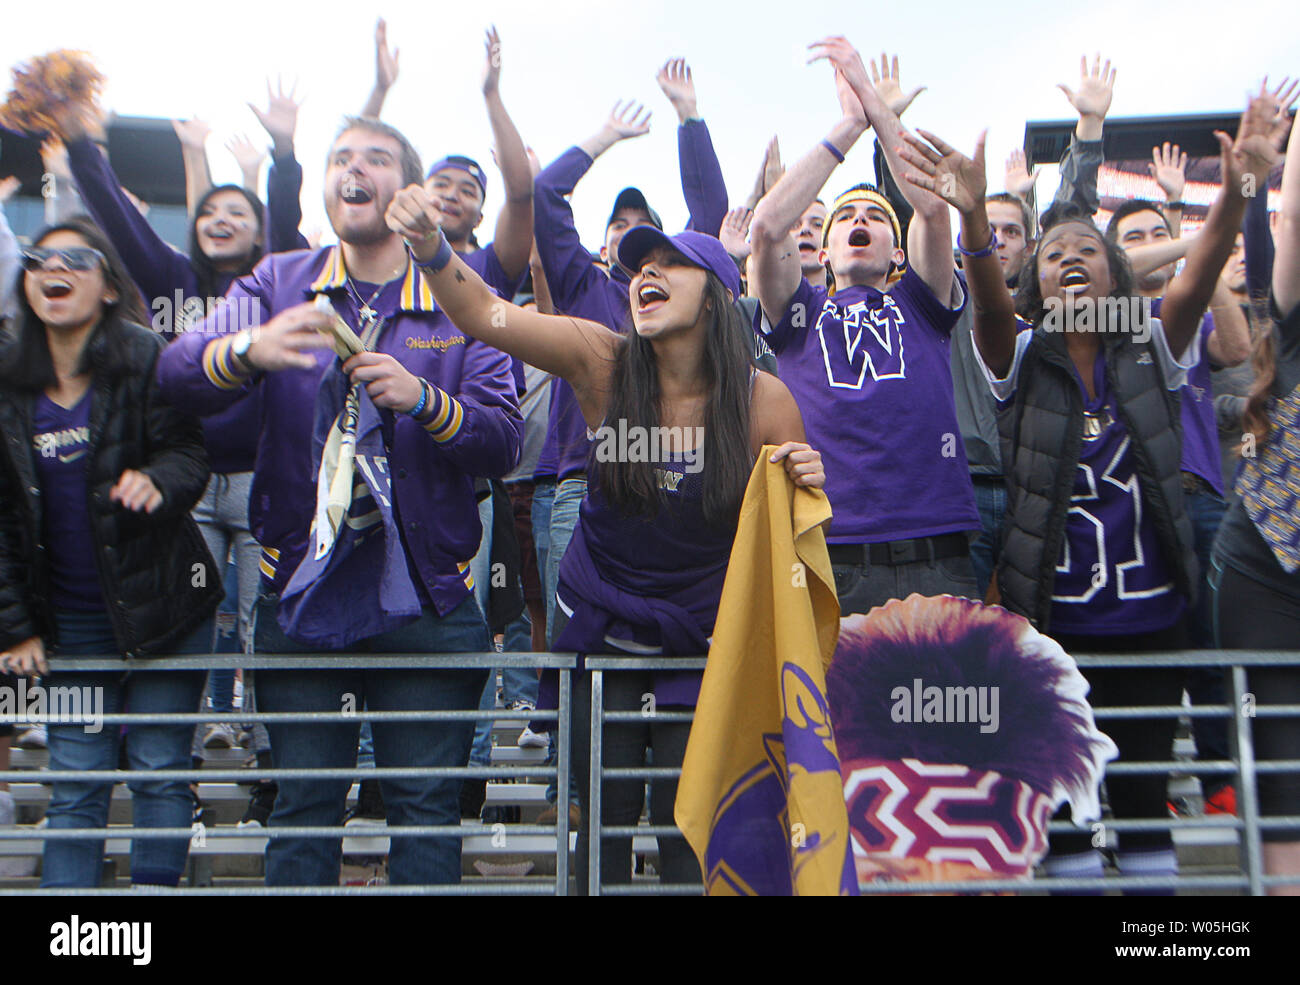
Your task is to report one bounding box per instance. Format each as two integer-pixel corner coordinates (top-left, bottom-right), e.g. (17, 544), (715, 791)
(0, 218), (221, 888)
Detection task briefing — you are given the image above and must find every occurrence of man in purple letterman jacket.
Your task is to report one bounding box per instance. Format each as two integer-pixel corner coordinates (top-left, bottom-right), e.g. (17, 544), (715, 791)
(158, 116), (522, 887)
(532, 58), (729, 646)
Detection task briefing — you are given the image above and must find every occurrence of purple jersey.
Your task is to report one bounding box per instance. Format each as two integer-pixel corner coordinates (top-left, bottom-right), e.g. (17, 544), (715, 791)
(33, 393), (102, 611)
(761, 270), (979, 543)
(1151, 299), (1223, 495)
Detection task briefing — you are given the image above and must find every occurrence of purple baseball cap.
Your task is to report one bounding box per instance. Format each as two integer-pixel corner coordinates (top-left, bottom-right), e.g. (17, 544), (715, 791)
(426, 155), (488, 201)
(617, 228), (742, 302)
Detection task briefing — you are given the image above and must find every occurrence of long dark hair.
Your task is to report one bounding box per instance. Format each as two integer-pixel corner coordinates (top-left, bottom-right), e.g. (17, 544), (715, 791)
(593, 274), (754, 526)
(188, 184), (265, 302)
(0, 216), (149, 391)
(1015, 205), (1136, 326)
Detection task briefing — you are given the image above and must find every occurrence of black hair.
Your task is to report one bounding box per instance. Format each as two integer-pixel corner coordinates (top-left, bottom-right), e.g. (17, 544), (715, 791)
(0, 216), (150, 391)
(1104, 199), (1170, 243)
(592, 273), (754, 527)
(188, 184), (265, 303)
(1014, 204), (1136, 326)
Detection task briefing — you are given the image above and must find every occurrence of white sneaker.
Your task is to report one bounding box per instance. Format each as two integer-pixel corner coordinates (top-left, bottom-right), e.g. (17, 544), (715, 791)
(508, 700), (548, 749)
(202, 723), (239, 749)
(15, 724), (47, 749)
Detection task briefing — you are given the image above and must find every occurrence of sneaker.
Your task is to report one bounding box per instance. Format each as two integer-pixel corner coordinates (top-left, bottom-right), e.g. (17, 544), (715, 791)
(15, 724), (47, 749)
(508, 700), (548, 749)
(1204, 784), (1237, 816)
(190, 786), (212, 827)
(237, 781), (277, 828)
(343, 779), (385, 826)
(202, 723), (239, 749)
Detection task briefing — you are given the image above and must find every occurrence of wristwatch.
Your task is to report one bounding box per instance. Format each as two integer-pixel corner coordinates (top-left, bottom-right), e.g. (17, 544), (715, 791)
(231, 329), (256, 371)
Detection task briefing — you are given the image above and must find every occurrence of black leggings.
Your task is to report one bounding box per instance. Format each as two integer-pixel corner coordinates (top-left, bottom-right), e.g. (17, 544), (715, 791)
(1212, 559), (1300, 838)
(570, 670), (701, 892)
(1049, 623), (1189, 855)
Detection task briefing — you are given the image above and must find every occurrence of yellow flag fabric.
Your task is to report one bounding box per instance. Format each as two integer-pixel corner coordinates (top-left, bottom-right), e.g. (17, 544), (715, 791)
(674, 448), (855, 895)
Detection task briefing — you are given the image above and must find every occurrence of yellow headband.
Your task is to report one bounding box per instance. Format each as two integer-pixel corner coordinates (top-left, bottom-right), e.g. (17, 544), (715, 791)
(823, 186), (905, 287)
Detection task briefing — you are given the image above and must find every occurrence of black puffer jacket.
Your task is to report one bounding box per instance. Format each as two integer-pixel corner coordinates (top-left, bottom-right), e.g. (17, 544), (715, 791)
(0, 319), (222, 655)
(996, 326), (1196, 632)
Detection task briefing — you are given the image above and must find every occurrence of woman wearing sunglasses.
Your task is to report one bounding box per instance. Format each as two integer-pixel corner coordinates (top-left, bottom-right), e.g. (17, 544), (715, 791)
(0, 218), (221, 887)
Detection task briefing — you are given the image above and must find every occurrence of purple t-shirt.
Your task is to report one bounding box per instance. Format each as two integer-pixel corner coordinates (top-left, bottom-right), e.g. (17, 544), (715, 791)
(760, 270), (979, 543)
(33, 393), (103, 611)
(1151, 299), (1223, 496)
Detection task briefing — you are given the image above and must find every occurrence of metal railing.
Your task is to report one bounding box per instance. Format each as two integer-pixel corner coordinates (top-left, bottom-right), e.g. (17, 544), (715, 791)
(5, 649), (1298, 895)
(584, 651), (1300, 896)
(0, 652), (575, 895)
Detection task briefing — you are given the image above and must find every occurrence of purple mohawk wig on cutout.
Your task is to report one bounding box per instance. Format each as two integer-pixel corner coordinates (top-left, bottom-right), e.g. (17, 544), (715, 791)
(827, 595), (1116, 824)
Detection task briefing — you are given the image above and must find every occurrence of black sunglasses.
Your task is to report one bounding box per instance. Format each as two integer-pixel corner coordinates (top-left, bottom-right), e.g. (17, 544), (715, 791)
(21, 246), (107, 272)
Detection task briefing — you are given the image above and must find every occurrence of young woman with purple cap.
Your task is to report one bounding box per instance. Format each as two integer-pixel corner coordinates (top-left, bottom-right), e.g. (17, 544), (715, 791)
(386, 184), (824, 891)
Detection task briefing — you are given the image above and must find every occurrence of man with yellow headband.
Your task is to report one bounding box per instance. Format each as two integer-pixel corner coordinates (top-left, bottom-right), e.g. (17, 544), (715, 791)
(750, 40), (980, 615)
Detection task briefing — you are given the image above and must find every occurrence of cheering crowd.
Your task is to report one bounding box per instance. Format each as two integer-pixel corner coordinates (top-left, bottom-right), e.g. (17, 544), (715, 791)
(0, 23), (1298, 895)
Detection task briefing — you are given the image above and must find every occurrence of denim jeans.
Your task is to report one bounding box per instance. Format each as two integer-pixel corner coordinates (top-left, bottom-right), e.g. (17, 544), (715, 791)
(547, 477), (587, 649)
(832, 549), (980, 617)
(969, 476), (1007, 601)
(1184, 486), (1230, 772)
(531, 478), (556, 643)
(42, 610), (210, 888)
(254, 593), (489, 886)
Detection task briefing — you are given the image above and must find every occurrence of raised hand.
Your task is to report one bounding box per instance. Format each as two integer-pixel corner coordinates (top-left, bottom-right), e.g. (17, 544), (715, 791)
(1219, 83), (1293, 197)
(375, 17), (400, 92)
(1260, 75), (1300, 127)
(605, 100), (652, 141)
(227, 133), (266, 178)
(898, 128), (988, 215)
(249, 77), (302, 157)
(869, 53), (926, 119)
(1004, 148), (1040, 199)
(39, 138), (71, 178)
(747, 135), (784, 208)
(1058, 53), (1116, 122)
(834, 67), (868, 129)
(482, 25), (502, 98)
(656, 58), (698, 124)
(171, 117), (211, 150)
(1148, 142), (1188, 201)
(807, 37), (874, 106)
(719, 206), (754, 262)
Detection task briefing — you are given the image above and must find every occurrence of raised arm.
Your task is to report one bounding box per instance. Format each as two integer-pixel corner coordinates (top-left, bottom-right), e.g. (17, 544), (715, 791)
(389, 184), (618, 412)
(811, 37), (953, 302)
(1274, 86), (1300, 318)
(750, 65), (867, 321)
(251, 78), (308, 253)
(1050, 54), (1116, 217)
(1163, 88), (1291, 356)
(226, 133), (266, 196)
(1149, 142), (1188, 237)
(39, 138), (85, 225)
(744, 137), (784, 212)
(658, 59), (729, 236)
(361, 18), (400, 118)
(172, 118), (214, 215)
(900, 129), (1018, 375)
(482, 27), (533, 282)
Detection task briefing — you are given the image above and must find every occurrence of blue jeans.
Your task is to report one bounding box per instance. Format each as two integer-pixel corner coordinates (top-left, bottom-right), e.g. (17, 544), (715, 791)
(969, 476), (1006, 600)
(42, 610), (210, 888)
(531, 478), (556, 642)
(254, 593), (489, 886)
(546, 476), (587, 649)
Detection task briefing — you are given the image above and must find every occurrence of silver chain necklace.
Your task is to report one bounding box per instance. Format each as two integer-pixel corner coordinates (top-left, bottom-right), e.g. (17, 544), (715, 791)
(344, 275), (391, 328)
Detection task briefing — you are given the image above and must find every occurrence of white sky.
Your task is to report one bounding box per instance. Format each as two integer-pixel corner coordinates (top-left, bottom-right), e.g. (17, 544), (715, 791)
(3, 0), (1295, 246)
